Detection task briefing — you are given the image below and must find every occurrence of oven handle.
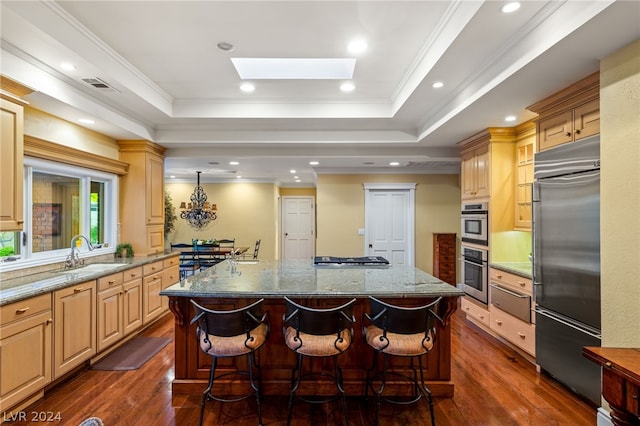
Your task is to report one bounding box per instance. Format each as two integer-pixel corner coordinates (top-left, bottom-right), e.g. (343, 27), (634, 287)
(460, 257), (487, 266)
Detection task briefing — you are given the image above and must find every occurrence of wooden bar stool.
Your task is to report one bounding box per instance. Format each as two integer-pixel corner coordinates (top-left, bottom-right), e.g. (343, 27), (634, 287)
(190, 299), (270, 426)
(282, 297), (356, 426)
(362, 296), (444, 426)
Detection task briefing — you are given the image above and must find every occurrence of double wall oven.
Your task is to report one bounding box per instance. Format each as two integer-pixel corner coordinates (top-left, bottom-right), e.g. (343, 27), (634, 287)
(460, 201), (489, 304)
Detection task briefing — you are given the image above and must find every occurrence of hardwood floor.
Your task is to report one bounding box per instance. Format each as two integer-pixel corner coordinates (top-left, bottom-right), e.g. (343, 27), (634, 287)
(10, 305), (597, 425)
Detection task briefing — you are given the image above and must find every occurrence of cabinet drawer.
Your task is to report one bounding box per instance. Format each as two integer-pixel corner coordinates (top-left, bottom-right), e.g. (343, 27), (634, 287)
(461, 297), (490, 327)
(163, 255), (179, 269)
(97, 272), (124, 292)
(490, 268), (532, 294)
(123, 266), (143, 282)
(1, 293), (51, 324)
(490, 307), (536, 355)
(490, 284), (531, 323)
(143, 261), (163, 276)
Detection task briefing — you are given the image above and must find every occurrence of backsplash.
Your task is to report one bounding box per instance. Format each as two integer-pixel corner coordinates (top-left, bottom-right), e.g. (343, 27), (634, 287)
(491, 231), (532, 263)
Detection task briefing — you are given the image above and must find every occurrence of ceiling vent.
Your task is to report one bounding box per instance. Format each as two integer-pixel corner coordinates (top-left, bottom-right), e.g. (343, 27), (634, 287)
(406, 160), (460, 173)
(81, 77), (119, 92)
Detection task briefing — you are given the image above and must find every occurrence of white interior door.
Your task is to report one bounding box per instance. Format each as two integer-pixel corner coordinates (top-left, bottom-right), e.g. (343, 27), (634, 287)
(364, 183), (415, 265)
(281, 196), (315, 260)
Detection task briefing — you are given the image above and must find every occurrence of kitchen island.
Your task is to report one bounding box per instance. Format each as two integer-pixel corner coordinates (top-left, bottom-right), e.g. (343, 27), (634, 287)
(160, 259), (463, 399)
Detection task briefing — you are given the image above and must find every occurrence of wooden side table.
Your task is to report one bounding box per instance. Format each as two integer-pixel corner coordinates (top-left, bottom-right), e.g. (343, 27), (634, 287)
(583, 347), (640, 426)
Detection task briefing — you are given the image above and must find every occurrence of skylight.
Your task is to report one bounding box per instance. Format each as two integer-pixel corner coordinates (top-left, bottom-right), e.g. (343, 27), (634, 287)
(231, 58), (356, 80)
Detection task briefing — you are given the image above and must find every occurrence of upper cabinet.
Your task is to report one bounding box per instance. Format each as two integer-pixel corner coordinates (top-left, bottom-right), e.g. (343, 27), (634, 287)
(118, 140), (166, 256)
(514, 122), (536, 231)
(0, 84), (29, 232)
(461, 143), (490, 200)
(528, 72), (599, 152)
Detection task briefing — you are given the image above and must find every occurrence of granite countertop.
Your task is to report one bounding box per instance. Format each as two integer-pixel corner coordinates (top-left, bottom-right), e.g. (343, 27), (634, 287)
(0, 252), (178, 306)
(490, 262), (533, 279)
(160, 259), (464, 299)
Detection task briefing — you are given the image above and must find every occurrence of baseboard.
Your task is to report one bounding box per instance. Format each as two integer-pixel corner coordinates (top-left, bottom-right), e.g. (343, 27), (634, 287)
(596, 407), (612, 426)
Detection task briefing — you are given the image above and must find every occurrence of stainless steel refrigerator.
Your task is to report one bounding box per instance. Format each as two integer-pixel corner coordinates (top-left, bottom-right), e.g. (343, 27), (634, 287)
(532, 135), (601, 405)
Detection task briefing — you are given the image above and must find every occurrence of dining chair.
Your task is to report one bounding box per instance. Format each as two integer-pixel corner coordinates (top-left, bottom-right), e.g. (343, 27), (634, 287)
(282, 297), (356, 426)
(190, 299), (270, 426)
(170, 243), (199, 279)
(362, 296), (444, 426)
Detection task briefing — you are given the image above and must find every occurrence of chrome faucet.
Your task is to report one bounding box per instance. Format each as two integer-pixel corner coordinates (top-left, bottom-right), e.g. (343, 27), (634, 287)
(65, 235), (95, 269)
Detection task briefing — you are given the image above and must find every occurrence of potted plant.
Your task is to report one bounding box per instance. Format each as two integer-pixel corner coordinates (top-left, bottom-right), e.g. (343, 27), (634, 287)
(115, 243), (134, 258)
(164, 191), (177, 239)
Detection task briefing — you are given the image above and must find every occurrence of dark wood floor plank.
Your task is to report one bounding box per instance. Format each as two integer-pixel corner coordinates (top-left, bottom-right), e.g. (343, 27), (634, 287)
(9, 307), (597, 425)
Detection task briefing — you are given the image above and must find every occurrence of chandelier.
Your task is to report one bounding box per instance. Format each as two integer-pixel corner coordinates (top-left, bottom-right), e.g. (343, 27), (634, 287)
(179, 171), (217, 229)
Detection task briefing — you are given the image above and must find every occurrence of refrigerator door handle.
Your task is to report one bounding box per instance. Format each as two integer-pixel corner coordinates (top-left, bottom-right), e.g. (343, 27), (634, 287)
(535, 308), (601, 339)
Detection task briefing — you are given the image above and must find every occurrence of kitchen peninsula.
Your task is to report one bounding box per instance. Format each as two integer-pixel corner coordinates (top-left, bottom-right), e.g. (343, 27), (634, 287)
(160, 259), (464, 399)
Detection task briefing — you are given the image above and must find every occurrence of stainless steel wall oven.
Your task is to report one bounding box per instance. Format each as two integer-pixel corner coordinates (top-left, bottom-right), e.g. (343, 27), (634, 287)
(460, 245), (488, 304)
(461, 202), (488, 246)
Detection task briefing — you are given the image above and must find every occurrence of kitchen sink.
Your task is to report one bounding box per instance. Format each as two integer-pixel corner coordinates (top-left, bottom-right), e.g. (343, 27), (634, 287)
(60, 263), (129, 275)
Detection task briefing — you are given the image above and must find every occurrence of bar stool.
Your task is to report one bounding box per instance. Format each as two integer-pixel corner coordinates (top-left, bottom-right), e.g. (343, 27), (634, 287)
(282, 297), (356, 426)
(362, 296), (444, 426)
(190, 299), (270, 426)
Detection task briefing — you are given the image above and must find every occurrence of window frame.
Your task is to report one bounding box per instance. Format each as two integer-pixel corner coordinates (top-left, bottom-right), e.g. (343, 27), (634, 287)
(0, 157), (118, 272)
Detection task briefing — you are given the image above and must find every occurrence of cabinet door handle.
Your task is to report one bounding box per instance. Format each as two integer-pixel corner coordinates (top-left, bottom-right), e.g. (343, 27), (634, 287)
(46, 318), (53, 325)
(74, 287), (84, 293)
(108, 280), (115, 285)
(496, 274), (503, 279)
(495, 320), (503, 325)
(565, 132), (572, 137)
(518, 281), (526, 287)
(16, 307), (30, 314)
(518, 332), (526, 339)
(575, 129), (581, 135)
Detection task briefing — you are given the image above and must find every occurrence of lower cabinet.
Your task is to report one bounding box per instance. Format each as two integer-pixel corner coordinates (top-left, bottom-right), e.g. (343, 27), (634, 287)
(489, 306), (536, 356)
(0, 294), (52, 412)
(142, 261), (165, 325)
(162, 257), (180, 311)
(460, 297), (490, 327)
(123, 275), (143, 336)
(53, 282), (96, 379)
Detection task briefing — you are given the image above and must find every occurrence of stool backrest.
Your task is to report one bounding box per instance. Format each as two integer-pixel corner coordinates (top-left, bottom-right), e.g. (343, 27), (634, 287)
(191, 299), (266, 338)
(366, 296), (444, 335)
(284, 297), (355, 336)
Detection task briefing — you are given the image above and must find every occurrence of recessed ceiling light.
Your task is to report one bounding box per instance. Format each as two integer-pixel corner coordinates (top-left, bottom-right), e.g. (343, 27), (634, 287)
(501, 2), (521, 13)
(229, 161), (239, 165)
(240, 82), (255, 93)
(217, 42), (234, 52)
(340, 82), (355, 92)
(294, 176), (299, 179)
(295, 179), (301, 183)
(347, 39), (367, 54)
(60, 62), (76, 71)
(237, 175), (242, 179)
(78, 118), (95, 124)
(309, 161), (319, 166)
(208, 161), (219, 165)
(170, 175), (176, 179)
(389, 162), (400, 166)
(432, 81), (444, 89)
(505, 115), (517, 122)
(290, 169), (296, 174)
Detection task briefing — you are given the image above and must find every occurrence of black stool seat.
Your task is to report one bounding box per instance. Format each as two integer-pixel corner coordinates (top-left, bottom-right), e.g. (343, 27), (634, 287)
(282, 296), (356, 426)
(363, 296), (444, 426)
(191, 299), (270, 426)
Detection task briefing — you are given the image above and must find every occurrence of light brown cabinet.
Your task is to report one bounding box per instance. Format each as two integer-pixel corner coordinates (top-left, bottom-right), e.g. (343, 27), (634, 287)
(142, 260), (165, 324)
(0, 95), (26, 232)
(0, 294), (52, 412)
(96, 272), (125, 352)
(53, 282), (96, 379)
(461, 143), (490, 200)
(528, 72), (599, 152)
(514, 122), (536, 230)
(489, 268), (535, 356)
(122, 267), (143, 336)
(162, 257), (180, 311)
(118, 140), (166, 256)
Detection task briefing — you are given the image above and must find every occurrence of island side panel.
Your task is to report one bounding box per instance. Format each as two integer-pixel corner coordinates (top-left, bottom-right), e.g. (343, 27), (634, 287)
(167, 295), (456, 400)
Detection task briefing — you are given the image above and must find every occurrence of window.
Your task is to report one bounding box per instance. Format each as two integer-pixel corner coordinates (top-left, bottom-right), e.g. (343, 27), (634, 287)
(0, 157), (117, 269)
